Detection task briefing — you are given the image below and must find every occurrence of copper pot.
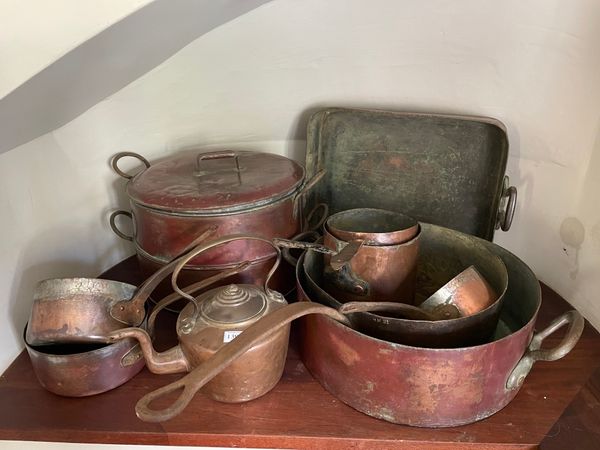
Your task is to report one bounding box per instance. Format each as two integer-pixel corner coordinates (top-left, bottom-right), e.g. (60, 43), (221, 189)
(24, 325), (144, 397)
(110, 150), (323, 300)
(322, 211), (421, 304)
(298, 223), (584, 427)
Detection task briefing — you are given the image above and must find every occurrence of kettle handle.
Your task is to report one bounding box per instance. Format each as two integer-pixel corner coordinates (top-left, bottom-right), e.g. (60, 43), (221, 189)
(147, 260), (251, 336)
(109, 226), (218, 326)
(170, 235), (284, 319)
(135, 302), (351, 422)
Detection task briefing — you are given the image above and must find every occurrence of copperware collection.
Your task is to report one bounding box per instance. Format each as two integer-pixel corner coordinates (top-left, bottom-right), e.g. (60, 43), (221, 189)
(23, 108), (584, 427)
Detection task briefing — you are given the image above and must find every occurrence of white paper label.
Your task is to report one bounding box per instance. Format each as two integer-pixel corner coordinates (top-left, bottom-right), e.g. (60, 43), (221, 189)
(223, 330), (242, 343)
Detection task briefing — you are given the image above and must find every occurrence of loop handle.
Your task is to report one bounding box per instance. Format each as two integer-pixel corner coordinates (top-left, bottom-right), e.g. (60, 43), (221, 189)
(109, 210), (134, 241)
(506, 310), (584, 390)
(111, 152), (151, 179)
(496, 176), (517, 232)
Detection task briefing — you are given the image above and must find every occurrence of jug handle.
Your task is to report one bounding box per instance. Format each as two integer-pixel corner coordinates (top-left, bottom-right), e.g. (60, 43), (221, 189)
(506, 310), (584, 390)
(110, 225), (218, 326)
(135, 302), (351, 422)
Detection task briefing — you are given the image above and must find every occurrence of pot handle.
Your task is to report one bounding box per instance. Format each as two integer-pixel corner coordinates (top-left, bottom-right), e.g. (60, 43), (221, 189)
(111, 152), (151, 179)
(109, 210), (134, 241)
(280, 231), (321, 267)
(506, 310), (584, 390)
(293, 169), (326, 223)
(496, 176), (517, 232)
(135, 302), (351, 422)
(110, 225), (218, 326)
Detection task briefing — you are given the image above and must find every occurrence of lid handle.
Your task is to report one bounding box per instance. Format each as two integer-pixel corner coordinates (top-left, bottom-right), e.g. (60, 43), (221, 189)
(194, 151), (242, 185)
(111, 152), (151, 179)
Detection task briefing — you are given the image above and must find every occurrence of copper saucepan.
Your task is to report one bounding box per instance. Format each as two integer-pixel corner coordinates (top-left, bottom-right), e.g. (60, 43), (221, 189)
(322, 208), (421, 304)
(26, 227), (224, 345)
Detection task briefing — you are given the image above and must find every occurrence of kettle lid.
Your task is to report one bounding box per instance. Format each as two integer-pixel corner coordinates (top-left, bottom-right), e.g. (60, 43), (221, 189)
(201, 284), (268, 324)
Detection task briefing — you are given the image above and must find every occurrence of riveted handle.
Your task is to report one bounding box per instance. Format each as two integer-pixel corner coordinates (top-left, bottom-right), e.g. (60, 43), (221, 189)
(135, 302), (351, 422)
(111, 152), (151, 179)
(496, 176), (517, 232)
(506, 310), (584, 390)
(109, 210), (134, 241)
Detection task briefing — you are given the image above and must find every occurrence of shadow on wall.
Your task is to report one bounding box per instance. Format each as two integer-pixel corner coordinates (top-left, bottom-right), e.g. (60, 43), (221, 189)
(0, 0), (272, 155)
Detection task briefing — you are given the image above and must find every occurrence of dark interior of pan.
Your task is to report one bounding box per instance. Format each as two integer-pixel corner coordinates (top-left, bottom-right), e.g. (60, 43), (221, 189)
(304, 108), (510, 240)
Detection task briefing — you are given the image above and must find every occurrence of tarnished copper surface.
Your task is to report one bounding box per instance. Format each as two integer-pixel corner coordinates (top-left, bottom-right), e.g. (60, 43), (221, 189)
(111, 150), (318, 267)
(305, 224), (508, 348)
(303, 108), (517, 240)
(24, 326), (144, 397)
(420, 266), (497, 318)
(326, 208), (419, 245)
(108, 236), (293, 414)
(298, 223), (582, 427)
(26, 230), (217, 346)
(322, 225), (420, 304)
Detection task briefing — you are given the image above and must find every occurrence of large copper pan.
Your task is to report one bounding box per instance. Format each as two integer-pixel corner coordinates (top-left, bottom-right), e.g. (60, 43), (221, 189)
(298, 223), (584, 427)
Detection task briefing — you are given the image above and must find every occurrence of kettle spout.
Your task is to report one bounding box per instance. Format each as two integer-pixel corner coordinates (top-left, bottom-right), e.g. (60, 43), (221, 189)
(108, 327), (190, 374)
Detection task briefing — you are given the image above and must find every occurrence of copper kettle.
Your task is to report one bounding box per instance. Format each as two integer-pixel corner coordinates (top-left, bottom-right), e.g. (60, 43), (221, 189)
(108, 235), (293, 403)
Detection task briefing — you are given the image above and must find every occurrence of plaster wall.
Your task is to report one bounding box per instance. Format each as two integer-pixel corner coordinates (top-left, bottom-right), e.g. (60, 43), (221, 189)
(1, 0), (600, 447)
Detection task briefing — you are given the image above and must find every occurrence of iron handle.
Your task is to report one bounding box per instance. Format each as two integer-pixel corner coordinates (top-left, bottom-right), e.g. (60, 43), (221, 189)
(293, 169), (326, 223)
(280, 231), (321, 267)
(496, 176), (517, 232)
(109, 210), (134, 241)
(111, 152), (151, 180)
(506, 310), (584, 390)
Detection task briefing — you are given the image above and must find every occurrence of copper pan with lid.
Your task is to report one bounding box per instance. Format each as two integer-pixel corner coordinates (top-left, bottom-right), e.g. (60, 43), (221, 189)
(110, 150), (324, 300)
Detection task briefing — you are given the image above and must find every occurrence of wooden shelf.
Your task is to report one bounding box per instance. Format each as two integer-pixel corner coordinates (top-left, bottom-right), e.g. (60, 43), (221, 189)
(1, 256), (599, 449)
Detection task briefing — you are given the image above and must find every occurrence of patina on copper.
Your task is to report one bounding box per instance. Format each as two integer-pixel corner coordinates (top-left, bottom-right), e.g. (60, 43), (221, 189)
(304, 225), (508, 348)
(25, 228), (221, 346)
(303, 108), (517, 241)
(111, 150), (324, 266)
(322, 222), (421, 304)
(111, 150), (324, 304)
(108, 236), (293, 408)
(297, 223), (584, 427)
(326, 208), (419, 245)
(24, 325), (145, 397)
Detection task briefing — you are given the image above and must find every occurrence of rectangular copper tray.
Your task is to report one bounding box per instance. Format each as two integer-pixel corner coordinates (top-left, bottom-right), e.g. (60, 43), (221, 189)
(305, 108), (515, 240)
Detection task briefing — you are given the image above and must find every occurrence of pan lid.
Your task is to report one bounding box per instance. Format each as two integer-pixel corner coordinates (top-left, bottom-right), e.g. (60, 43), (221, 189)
(126, 150), (305, 213)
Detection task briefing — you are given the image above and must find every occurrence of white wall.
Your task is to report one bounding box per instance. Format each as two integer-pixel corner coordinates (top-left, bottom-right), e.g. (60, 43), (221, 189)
(0, 0), (153, 99)
(1, 0), (600, 445)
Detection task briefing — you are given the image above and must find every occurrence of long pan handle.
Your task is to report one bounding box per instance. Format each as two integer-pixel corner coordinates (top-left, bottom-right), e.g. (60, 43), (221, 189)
(135, 302), (350, 422)
(110, 226), (218, 326)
